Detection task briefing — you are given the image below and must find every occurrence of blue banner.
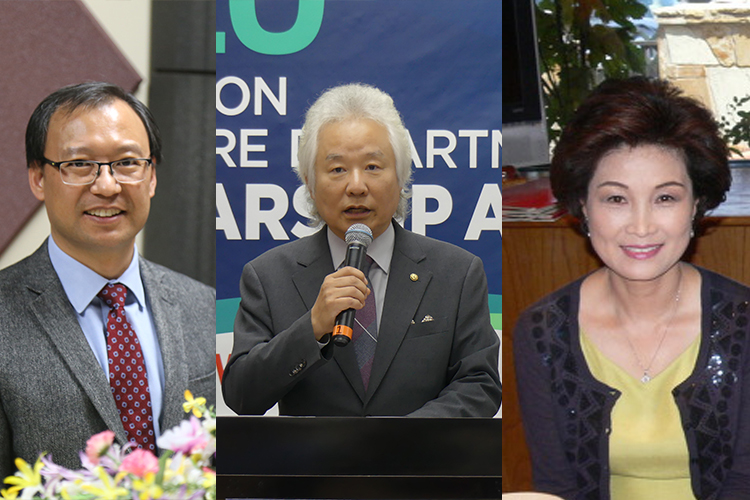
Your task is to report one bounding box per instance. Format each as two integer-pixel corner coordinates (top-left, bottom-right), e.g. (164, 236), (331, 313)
(215, 0), (501, 344)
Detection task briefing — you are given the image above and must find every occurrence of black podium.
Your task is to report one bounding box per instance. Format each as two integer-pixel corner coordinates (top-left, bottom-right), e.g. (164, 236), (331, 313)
(217, 416), (501, 499)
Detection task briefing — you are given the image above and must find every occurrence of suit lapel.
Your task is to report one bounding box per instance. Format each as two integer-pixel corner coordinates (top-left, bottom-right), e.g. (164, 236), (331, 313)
(291, 228), (367, 401)
(140, 260), (187, 432)
(26, 243), (128, 445)
(365, 224), (430, 403)
(291, 229), (332, 311)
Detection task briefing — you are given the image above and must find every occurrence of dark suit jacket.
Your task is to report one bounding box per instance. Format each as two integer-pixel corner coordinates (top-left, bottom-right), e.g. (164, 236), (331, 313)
(514, 268), (750, 500)
(0, 241), (215, 478)
(222, 221), (501, 417)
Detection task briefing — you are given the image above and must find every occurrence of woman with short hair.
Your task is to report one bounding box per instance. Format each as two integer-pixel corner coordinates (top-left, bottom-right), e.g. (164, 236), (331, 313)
(514, 77), (750, 500)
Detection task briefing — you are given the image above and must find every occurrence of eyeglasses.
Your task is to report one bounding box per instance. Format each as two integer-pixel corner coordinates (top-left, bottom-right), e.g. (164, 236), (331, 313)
(43, 157), (153, 186)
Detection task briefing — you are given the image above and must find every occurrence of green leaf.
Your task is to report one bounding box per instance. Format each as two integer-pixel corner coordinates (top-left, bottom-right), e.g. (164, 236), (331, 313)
(536, 0), (650, 142)
(155, 450), (174, 485)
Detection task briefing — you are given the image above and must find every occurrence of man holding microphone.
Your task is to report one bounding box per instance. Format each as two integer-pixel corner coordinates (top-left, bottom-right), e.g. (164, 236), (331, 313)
(222, 83), (500, 417)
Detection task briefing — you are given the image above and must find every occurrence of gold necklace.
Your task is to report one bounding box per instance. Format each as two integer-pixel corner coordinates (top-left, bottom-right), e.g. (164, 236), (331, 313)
(620, 266), (683, 383)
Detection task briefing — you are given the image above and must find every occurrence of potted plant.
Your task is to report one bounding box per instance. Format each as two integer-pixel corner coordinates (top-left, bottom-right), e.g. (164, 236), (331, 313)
(535, 0), (649, 143)
(721, 95), (750, 158)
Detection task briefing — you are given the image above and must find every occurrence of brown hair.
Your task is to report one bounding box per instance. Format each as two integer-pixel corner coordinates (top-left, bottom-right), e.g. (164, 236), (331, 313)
(550, 77), (730, 223)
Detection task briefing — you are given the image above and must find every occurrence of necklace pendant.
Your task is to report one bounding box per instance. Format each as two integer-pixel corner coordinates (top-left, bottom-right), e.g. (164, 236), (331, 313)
(641, 373), (651, 383)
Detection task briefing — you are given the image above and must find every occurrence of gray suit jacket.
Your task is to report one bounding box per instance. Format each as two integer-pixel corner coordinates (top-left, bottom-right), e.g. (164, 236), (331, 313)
(222, 222), (501, 417)
(0, 241), (215, 478)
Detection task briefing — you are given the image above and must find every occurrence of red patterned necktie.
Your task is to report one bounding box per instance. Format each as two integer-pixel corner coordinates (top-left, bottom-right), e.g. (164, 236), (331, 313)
(98, 283), (156, 452)
(352, 256), (378, 390)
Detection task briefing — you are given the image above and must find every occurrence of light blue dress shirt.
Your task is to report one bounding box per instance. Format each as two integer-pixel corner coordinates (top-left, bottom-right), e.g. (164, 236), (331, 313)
(47, 236), (165, 438)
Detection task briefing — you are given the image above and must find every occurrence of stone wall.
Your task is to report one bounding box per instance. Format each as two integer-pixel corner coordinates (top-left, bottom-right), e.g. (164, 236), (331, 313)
(654, 4), (750, 154)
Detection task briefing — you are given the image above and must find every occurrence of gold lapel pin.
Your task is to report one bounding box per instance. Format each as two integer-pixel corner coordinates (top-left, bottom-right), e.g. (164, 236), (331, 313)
(410, 273), (419, 282)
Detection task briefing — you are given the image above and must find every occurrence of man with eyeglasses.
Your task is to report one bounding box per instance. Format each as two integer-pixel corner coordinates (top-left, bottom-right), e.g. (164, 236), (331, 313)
(0, 82), (215, 478)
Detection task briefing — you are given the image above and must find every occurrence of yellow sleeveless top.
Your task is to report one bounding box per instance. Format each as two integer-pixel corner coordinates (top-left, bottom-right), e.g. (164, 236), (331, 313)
(580, 331), (700, 500)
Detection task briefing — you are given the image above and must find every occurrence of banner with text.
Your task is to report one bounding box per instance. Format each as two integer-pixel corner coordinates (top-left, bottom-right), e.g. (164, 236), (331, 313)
(216, 0), (501, 415)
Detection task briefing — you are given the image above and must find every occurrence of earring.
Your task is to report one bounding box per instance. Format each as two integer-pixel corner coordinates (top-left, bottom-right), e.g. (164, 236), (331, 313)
(582, 218), (590, 238)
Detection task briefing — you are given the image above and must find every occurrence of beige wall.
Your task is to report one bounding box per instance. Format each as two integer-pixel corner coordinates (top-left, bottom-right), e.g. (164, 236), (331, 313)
(655, 4), (750, 156)
(0, 0), (152, 270)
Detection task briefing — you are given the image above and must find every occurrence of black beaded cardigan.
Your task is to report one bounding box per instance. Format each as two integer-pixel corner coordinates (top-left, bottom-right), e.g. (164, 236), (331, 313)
(513, 266), (750, 500)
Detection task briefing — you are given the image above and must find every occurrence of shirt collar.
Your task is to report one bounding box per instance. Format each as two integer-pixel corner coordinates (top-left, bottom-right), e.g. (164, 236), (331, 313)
(328, 222), (395, 274)
(48, 236), (146, 314)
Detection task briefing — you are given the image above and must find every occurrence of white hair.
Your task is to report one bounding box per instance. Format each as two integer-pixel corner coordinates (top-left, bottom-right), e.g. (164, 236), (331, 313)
(295, 83), (413, 226)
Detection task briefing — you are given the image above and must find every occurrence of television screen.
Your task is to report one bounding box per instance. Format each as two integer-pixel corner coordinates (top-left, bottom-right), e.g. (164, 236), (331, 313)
(501, 0), (550, 167)
(502, 0), (543, 124)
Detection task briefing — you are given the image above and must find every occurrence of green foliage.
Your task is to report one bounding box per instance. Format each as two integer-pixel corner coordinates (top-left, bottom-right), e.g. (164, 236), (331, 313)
(720, 95), (750, 157)
(536, 0), (648, 143)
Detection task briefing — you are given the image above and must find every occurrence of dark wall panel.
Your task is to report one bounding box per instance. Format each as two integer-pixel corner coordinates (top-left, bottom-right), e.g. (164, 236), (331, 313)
(144, 0), (216, 286)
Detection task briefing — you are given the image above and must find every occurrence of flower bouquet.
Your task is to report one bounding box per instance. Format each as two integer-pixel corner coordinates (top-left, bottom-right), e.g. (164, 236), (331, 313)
(1, 391), (215, 500)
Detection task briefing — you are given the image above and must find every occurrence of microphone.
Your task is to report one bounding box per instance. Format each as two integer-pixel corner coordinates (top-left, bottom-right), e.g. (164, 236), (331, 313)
(332, 223), (374, 347)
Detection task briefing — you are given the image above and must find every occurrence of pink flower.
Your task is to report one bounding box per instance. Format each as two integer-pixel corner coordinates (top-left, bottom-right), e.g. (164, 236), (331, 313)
(85, 430), (115, 465)
(156, 416), (207, 455)
(119, 449), (159, 478)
